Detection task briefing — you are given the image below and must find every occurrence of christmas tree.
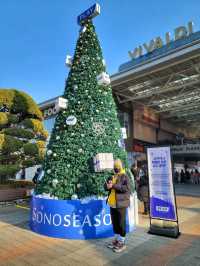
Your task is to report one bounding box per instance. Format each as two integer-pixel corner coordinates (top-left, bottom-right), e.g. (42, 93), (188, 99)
(36, 20), (131, 199)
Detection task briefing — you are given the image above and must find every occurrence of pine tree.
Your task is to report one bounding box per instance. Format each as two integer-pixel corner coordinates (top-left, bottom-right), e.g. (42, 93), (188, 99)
(36, 20), (130, 199)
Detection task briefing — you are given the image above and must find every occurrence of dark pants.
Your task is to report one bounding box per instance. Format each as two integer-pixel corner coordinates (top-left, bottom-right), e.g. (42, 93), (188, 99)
(110, 207), (126, 237)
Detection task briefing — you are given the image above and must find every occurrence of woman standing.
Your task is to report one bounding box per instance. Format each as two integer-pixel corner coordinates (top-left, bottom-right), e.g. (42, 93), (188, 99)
(104, 159), (131, 253)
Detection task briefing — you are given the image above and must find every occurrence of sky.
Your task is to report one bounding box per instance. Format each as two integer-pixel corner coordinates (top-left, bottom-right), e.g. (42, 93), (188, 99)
(0, 0), (200, 104)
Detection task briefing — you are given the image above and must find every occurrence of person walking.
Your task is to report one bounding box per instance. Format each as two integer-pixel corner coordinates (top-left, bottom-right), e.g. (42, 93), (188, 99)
(104, 159), (131, 253)
(138, 174), (149, 215)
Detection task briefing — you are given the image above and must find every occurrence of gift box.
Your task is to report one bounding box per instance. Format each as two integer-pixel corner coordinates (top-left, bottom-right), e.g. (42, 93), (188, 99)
(97, 72), (111, 86)
(93, 153), (114, 172)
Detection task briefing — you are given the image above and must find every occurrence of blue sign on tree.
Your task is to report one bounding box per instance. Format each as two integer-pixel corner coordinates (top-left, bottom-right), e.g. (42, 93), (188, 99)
(77, 3), (100, 25)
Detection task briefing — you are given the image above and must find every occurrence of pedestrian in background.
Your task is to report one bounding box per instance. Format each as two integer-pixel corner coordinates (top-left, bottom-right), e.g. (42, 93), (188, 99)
(104, 159), (131, 253)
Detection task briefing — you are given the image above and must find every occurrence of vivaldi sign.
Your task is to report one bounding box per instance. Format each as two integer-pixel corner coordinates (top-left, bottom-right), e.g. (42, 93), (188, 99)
(129, 21), (194, 59)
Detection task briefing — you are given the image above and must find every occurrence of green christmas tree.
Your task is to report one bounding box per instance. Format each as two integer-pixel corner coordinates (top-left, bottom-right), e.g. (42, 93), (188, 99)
(36, 20), (131, 199)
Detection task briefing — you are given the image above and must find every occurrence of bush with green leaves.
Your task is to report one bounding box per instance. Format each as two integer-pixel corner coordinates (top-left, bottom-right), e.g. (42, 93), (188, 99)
(0, 164), (20, 182)
(3, 128), (35, 139)
(0, 89), (48, 181)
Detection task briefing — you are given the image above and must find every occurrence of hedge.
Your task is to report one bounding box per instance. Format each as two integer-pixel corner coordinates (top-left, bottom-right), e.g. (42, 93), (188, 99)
(23, 158), (36, 168)
(3, 127), (35, 139)
(8, 114), (19, 124)
(23, 143), (39, 156)
(0, 89), (43, 120)
(0, 113), (8, 127)
(22, 118), (44, 134)
(0, 164), (20, 179)
(0, 133), (23, 154)
(38, 130), (48, 140)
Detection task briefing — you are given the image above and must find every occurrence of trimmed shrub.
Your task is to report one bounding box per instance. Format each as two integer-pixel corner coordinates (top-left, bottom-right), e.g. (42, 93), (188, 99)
(8, 114), (19, 124)
(38, 130), (48, 140)
(36, 140), (46, 162)
(3, 128), (34, 139)
(22, 118), (44, 133)
(0, 164), (20, 180)
(0, 133), (23, 154)
(0, 113), (8, 127)
(36, 140), (46, 149)
(23, 159), (36, 168)
(0, 89), (43, 120)
(23, 143), (39, 156)
(0, 89), (15, 109)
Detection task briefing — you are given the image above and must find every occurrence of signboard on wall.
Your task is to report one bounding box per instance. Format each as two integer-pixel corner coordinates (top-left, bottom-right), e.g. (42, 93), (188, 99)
(171, 144), (200, 155)
(147, 147), (177, 221)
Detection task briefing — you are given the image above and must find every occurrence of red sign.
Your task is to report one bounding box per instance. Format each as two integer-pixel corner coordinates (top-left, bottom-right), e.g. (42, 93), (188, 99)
(133, 144), (144, 153)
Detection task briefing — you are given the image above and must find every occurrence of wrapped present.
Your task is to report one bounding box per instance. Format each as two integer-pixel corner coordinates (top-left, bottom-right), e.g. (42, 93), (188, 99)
(65, 55), (73, 67)
(55, 97), (68, 110)
(93, 153), (114, 172)
(96, 72), (111, 86)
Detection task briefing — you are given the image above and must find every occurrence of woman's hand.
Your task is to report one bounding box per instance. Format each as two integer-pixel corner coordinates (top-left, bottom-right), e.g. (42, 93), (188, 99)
(107, 180), (113, 189)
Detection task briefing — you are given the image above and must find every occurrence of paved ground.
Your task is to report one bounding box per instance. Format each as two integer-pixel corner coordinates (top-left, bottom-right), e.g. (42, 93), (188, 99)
(0, 185), (200, 266)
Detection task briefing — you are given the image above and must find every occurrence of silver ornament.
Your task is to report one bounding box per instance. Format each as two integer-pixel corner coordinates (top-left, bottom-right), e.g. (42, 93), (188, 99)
(52, 179), (58, 187)
(47, 150), (53, 156)
(71, 194), (78, 200)
(47, 169), (51, 174)
(93, 122), (105, 135)
(77, 183), (81, 188)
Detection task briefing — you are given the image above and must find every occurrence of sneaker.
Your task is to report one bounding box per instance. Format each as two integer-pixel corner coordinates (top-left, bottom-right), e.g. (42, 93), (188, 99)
(113, 242), (126, 253)
(107, 239), (119, 249)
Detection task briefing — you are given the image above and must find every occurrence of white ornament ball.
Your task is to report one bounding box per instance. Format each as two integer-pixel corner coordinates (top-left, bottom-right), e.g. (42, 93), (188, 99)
(71, 133), (75, 136)
(71, 194), (78, 200)
(56, 126), (59, 130)
(67, 149), (70, 153)
(47, 150), (53, 156)
(78, 148), (83, 153)
(105, 118), (108, 122)
(96, 110), (99, 113)
(77, 183), (81, 189)
(77, 101), (80, 104)
(47, 169), (51, 174)
(81, 134), (84, 137)
(53, 153), (57, 157)
(56, 136), (60, 140)
(101, 102), (103, 104)
(67, 164), (70, 168)
(52, 179), (58, 187)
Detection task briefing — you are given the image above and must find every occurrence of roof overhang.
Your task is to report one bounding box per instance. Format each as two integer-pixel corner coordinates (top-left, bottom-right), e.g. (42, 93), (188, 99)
(111, 31), (200, 130)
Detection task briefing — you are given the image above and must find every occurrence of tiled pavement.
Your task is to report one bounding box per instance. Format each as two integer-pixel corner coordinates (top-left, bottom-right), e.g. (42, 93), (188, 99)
(0, 185), (200, 266)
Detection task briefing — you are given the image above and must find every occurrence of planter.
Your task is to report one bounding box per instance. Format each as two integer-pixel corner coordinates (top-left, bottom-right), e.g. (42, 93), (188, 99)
(30, 193), (138, 239)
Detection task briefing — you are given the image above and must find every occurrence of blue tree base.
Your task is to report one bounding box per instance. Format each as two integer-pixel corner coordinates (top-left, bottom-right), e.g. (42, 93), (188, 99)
(30, 195), (137, 239)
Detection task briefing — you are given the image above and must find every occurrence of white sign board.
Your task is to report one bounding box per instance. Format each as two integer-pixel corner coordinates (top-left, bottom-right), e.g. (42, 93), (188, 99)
(147, 147), (177, 221)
